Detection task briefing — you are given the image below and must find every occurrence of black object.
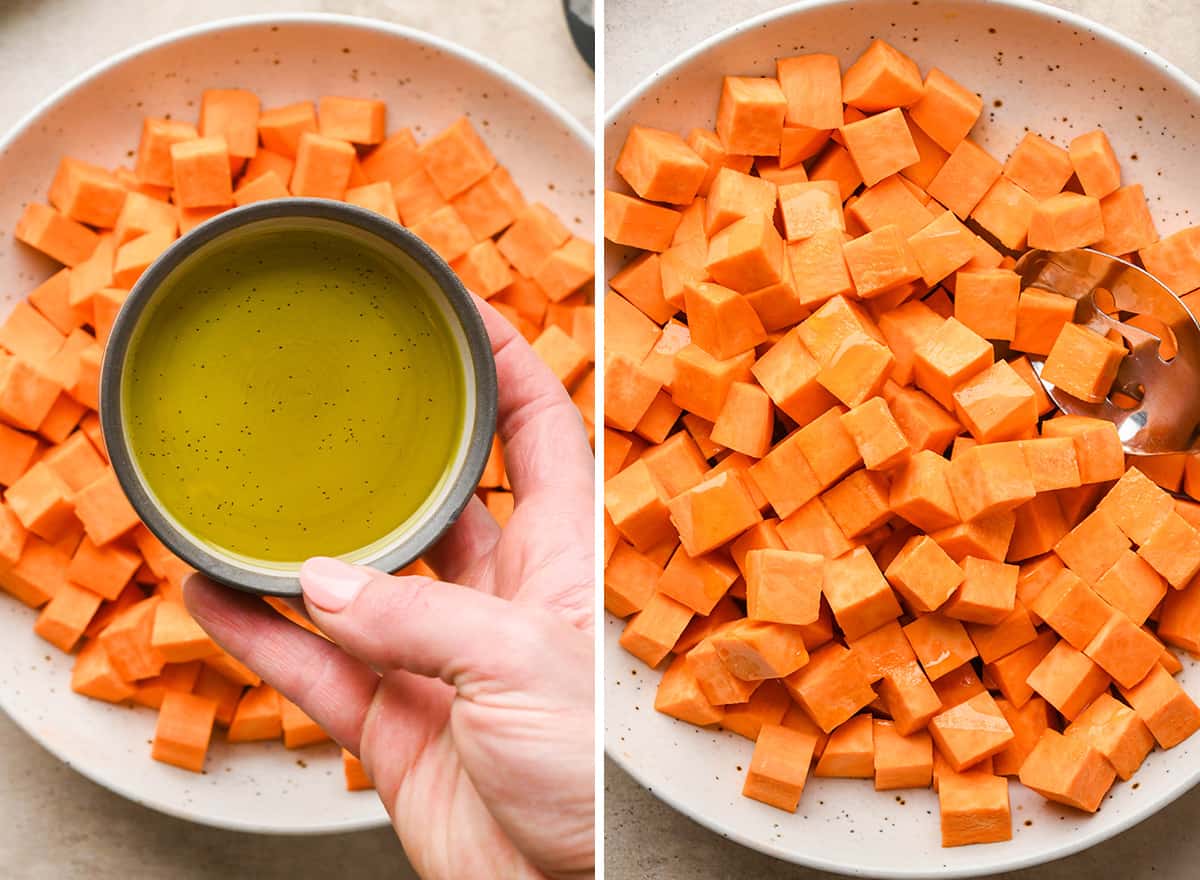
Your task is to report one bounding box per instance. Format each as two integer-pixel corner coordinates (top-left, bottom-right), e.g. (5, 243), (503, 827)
(563, 0), (594, 70)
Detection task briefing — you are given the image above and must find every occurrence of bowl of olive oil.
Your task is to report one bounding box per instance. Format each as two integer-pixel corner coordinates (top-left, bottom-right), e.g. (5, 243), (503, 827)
(100, 199), (497, 596)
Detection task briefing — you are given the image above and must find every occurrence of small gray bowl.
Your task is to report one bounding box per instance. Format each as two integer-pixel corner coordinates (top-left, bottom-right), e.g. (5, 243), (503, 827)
(100, 198), (498, 597)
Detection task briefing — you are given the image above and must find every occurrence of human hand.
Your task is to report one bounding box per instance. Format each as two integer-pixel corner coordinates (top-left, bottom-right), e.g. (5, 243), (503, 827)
(184, 299), (595, 880)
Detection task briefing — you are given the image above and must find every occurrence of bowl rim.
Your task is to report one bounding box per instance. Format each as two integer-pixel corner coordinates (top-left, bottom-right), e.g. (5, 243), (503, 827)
(603, 0), (1200, 875)
(0, 10), (590, 836)
(99, 198), (498, 598)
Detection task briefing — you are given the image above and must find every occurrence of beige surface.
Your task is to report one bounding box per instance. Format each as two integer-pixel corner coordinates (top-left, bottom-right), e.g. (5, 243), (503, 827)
(0, 1), (591, 877)
(603, 0), (1200, 878)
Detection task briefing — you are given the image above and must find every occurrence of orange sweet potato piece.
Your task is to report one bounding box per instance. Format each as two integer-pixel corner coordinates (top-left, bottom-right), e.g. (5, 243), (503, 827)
(841, 39), (923, 112)
(716, 77), (787, 157)
(1019, 729), (1116, 812)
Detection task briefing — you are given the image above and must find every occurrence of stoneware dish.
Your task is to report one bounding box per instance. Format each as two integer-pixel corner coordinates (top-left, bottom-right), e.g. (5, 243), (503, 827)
(0, 13), (592, 834)
(100, 198), (498, 598)
(604, 0), (1200, 875)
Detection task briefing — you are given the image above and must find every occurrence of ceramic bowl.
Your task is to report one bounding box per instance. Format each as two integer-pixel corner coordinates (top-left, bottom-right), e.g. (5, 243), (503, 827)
(0, 12), (591, 834)
(604, 0), (1200, 874)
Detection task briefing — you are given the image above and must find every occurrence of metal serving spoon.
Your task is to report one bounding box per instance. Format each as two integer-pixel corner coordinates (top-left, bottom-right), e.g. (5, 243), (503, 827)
(1014, 248), (1200, 455)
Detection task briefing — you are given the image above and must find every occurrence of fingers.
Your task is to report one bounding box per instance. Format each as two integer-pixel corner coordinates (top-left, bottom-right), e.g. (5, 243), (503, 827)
(183, 574), (378, 751)
(474, 297), (593, 505)
(422, 494), (500, 585)
(299, 556), (586, 697)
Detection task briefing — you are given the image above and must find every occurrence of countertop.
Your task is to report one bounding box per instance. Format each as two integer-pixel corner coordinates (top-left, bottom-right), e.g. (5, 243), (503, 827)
(603, 0), (1200, 878)
(0, 1), (592, 878)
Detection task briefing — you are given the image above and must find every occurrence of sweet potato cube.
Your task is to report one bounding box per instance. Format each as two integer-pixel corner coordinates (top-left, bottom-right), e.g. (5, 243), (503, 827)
(842, 39), (923, 112)
(705, 215), (784, 293)
(314, 95), (385, 146)
(34, 581), (103, 652)
(1069, 130), (1121, 199)
(616, 126), (708, 205)
(1065, 692), (1154, 780)
(604, 541), (661, 618)
(1097, 466), (1176, 545)
(816, 333), (894, 407)
(66, 536), (140, 601)
(913, 317), (993, 410)
(1019, 437), (1082, 493)
(657, 545), (739, 616)
(1004, 132), (1073, 198)
(198, 88), (260, 162)
(1098, 185), (1159, 256)
(943, 556), (1018, 625)
(1019, 729), (1115, 812)
(226, 684), (284, 743)
(907, 210), (976, 287)
(604, 191), (680, 252)
(889, 450), (960, 532)
(417, 116), (496, 199)
(747, 432), (822, 519)
(929, 690), (1015, 771)
(668, 470), (762, 557)
(1042, 415), (1125, 484)
(605, 459), (674, 551)
(885, 535), (963, 613)
(1083, 609), (1163, 689)
(745, 549), (823, 625)
(1094, 550), (1168, 626)
(840, 397), (910, 471)
(840, 108), (919, 187)
(873, 719), (933, 790)
(742, 723), (817, 812)
(1010, 290), (1076, 357)
(48, 158), (127, 229)
(681, 279), (763, 357)
(778, 181), (844, 242)
(953, 269), (1020, 341)
(751, 328), (837, 425)
(711, 382), (773, 458)
(5, 461), (75, 541)
(1040, 323), (1125, 406)
(927, 139), (1002, 219)
(706, 167), (776, 237)
(1119, 663), (1200, 748)
(841, 224), (922, 298)
(947, 442), (1035, 523)
(289, 132), (355, 200)
(1028, 192), (1105, 251)
(671, 345), (755, 422)
(776, 54), (842, 130)
(822, 546), (902, 640)
(1031, 568), (1114, 649)
(151, 600), (219, 664)
(152, 691), (218, 772)
(902, 613), (975, 681)
(907, 67), (982, 152)
(938, 771), (1011, 847)
(1027, 639), (1112, 721)
(656, 653), (726, 727)
(711, 619), (810, 680)
(787, 229), (855, 307)
(783, 642), (876, 732)
(813, 714), (873, 777)
(134, 117), (199, 186)
(952, 360), (1037, 443)
(169, 137), (233, 208)
(716, 77), (787, 157)
(14, 204), (99, 268)
(619, 592), (694, 668)
(970, 176), (1038, 251)
(1138, 511), (1200, 589)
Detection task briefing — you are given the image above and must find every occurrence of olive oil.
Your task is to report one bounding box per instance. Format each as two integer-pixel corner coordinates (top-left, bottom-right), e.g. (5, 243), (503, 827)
(123, 224), (464, 564)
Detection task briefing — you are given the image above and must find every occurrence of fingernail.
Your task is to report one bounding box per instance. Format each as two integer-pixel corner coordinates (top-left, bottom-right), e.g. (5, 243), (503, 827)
(300, 557), (372, 612)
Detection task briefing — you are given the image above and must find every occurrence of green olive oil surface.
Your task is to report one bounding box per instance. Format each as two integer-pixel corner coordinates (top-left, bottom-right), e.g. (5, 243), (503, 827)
(124, 225), (465, 564)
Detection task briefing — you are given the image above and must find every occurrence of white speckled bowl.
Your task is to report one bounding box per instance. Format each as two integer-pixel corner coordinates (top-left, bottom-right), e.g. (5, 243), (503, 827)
(605, 0), (1200, 875)
(0, 13), (591, 834)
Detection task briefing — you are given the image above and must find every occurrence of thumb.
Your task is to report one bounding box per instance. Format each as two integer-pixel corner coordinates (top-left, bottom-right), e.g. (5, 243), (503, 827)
(299, 557), (583, 698)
